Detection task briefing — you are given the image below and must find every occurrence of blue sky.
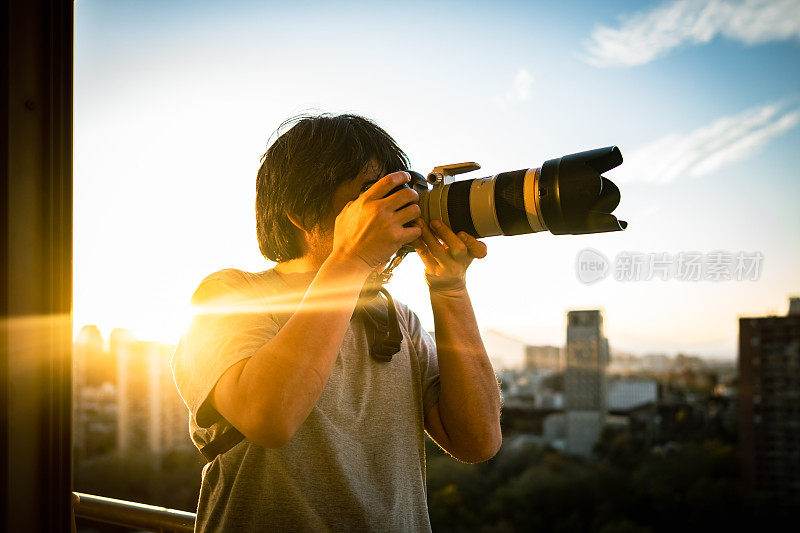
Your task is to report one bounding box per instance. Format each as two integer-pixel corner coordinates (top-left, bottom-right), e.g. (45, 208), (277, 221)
(74, 0), (800, 363)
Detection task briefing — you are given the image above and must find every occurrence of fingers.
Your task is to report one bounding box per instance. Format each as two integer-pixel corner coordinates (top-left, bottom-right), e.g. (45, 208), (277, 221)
(412, 220), (486, 289)
(411, 237), (438, 268)
(421, 220), (487, 261)
(415, 219), (451, 264)
(380, 186), (419, 211)
(458, 231), (488, 259)
(430, 221), (487, 260)
(394, 203), (422, 225)
(398, 224), (422, 244)
(430, 221), (468, 260)
(361, 171), (410, 201)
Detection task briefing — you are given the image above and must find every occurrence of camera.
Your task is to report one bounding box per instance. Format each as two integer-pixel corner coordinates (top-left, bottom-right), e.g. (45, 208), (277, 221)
(406, 146), (627, 238)
(365, 146), (627, 283)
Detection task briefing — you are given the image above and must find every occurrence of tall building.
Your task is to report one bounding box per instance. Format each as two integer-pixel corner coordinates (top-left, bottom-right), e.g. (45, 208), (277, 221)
(524, 345), (562, 372)
(564, 310), (608, 458)
(115, 333), (193, 465)
(738, 297), (800, 504)
(73, 325), (117, 461)
(72, 326), (194, 468)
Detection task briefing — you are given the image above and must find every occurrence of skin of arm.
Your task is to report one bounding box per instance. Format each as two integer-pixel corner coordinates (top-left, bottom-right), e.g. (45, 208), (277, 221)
(211, 254), (371, 448)
(210, 171), (422, 448)
(413, 220), (502, 463)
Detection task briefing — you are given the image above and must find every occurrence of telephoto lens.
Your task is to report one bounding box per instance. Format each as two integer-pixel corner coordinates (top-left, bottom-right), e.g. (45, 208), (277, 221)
(412, 146), (627, 238)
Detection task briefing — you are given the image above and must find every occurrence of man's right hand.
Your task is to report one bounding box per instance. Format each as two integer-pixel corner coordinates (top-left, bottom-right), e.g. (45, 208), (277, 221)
(332, 171), (422, 269)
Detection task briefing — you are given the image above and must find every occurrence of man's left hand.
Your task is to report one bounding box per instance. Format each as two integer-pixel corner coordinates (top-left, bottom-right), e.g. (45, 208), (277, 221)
(411, 219), (487, 293)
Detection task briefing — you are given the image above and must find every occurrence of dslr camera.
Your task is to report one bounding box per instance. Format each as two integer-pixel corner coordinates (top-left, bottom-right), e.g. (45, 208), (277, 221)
(371, 146), (627, 282)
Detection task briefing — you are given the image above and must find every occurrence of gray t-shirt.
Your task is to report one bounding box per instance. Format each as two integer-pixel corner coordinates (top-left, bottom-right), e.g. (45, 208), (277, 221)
(170, 268), (441, 532)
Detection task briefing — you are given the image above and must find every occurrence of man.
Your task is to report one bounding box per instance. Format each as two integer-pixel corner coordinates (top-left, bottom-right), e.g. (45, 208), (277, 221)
(171, 113), (502, 531)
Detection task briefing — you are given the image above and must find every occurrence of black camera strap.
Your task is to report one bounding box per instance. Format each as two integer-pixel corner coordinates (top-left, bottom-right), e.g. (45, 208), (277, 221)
(354, 286), (403, 363)
(200, 425), (245, 462)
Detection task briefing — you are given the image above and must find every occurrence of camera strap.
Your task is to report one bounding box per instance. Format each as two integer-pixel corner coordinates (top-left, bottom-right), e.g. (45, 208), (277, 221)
(200, 425), (245, 462)
(354, 286), (403, 362)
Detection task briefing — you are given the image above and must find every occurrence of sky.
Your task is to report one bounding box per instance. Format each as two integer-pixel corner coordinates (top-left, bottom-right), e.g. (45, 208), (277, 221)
(74, 0), (800, 363)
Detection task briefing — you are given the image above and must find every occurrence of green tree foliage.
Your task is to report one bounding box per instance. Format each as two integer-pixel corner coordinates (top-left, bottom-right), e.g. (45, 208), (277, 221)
(425, 438), (798, 532)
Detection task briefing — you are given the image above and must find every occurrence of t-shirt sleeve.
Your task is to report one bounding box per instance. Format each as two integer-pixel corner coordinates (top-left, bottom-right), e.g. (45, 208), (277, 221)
(399, 303), (441, 417)
(170, 269), (280, 428)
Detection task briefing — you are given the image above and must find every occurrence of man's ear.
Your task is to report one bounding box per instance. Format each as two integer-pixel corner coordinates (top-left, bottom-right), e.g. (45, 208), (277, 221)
(287, 212), (307, 233)
(287, 213), (311, 254)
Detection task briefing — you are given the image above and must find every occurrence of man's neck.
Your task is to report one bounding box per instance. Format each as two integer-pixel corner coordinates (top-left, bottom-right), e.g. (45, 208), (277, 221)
(274, 253), (383, 299)
(274, 257), (320, 288)
(274, 238), (346, 287)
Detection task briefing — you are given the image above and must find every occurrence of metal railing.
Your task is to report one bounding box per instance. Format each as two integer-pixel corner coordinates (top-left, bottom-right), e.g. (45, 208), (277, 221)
(72, 492), (196, 532)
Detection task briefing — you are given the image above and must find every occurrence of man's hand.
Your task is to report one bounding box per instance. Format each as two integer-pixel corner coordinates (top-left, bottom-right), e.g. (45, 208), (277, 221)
(411, 219), (487, 293)
(332, 171), (422, 269)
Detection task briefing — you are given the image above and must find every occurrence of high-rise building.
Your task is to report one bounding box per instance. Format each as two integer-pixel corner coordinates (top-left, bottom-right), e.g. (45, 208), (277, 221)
(115, 333), (193, 465)
(72, 325), (194, 468)
(73, 325), (117, 460)
(564, 310), (608, 458)
(738, 297), (800, 504)
(524, 345), (562, 372)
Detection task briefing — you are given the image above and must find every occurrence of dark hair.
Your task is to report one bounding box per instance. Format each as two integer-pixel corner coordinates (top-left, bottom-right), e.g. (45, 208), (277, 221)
(256, 113), (408, 262)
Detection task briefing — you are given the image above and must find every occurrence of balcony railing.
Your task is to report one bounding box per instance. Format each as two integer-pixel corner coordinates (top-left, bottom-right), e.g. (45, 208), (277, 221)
(72, 492), (196, 533)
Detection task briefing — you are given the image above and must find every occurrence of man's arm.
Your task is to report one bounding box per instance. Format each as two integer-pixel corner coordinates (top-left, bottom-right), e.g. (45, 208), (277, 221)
(424, 288), (502, 463)
(412, 220), (502, 463)
(210, 172), (422, 448)
(211, 254), (371, 448)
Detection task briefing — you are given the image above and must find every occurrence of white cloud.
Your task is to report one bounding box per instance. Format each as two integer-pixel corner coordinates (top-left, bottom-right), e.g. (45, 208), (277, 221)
(614, 101), (800, 184)
(585, 0), (800, 67)
(496, 68), (534, 108)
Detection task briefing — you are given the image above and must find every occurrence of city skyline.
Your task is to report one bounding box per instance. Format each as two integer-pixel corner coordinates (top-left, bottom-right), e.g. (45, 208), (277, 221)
(74, 0), (800, 358)
(72, 318), (739, 375)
